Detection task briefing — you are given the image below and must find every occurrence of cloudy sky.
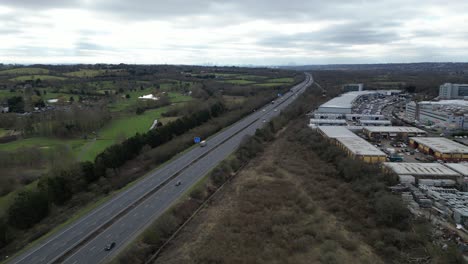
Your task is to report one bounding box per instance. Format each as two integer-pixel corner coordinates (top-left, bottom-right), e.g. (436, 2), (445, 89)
(0, 0), (467, 65)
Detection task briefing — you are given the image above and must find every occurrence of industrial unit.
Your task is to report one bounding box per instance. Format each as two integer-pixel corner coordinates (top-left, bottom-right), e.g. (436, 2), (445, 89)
(335, 137), (387, 163)
(316, 126), (386, 163)
(359, 120), (392, 126)
(409, 137), (468, 161)
(444, 163), (468, 191)
(316, 91), (376, 114)
(309, 119), (347, 127)
(363, 126), (427, 139)
(346, 114), (386, 121)
(317, 126), (357, 139)
(383, 162), (461, 184)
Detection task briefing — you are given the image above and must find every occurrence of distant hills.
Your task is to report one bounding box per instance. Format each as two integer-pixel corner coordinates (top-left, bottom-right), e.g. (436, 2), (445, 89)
(281, 62), (468, 73)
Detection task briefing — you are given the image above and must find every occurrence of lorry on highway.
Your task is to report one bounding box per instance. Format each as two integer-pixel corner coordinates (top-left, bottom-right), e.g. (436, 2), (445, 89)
(200, 140), (207, 147)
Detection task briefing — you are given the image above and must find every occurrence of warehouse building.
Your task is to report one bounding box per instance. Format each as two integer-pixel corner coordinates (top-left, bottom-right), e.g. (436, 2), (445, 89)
(316, 91), (375, 114)
(309, 119), (347, 127)
(363, 126), (427, 139)
(335, 137), (387, 163)
(346, 114), (386, 121)
(313, 113), (344, 119)
(444, 163), (468, 191)
(383, 162), (461, 184)
(409, 137), (468, 161)
(359, 120), (392, 126)
(317, 126), (357, 139)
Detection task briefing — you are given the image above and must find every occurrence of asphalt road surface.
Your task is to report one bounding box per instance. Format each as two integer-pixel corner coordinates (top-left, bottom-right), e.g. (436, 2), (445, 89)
(9, 73), (313, 264)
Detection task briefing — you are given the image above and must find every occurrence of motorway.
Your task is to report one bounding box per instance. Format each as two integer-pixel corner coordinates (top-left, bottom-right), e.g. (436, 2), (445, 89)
(9, 73), (313, 264)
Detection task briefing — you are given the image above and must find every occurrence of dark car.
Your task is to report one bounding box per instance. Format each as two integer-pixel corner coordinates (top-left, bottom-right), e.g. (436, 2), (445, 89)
(105, 242), (116, 251)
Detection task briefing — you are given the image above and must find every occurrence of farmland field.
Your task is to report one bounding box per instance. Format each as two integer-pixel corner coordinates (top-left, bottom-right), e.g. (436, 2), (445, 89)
(267, 77), (294, 83)
(0, 67), (50, 75)
(223, 79), (256, 85)
(254, 82), (285, 87)
(10, 75), (66, 82)
(79, 107), (174, 161)
(64, 69), (105, 78)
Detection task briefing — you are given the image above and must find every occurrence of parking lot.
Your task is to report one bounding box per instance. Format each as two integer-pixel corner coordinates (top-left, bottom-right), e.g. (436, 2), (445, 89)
(362, 136), (437, 163)
(353, 95), (401, 115)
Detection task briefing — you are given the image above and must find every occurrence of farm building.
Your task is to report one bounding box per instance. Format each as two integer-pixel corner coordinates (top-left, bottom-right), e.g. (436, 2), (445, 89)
(363, 126), (427, 139)
(409, 137), (468, 161)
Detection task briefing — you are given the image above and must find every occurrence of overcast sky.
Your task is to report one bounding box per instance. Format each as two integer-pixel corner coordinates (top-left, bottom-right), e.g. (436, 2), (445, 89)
(0, 0), (467, 65)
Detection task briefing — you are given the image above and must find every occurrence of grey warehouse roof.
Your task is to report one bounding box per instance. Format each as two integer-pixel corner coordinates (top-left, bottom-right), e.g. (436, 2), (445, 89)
(318, 126), (357, 138)
(445, 163), (468, 176)
(383, 162), (461, 176)
(337, 137), (386, 156)
(319, 91), (376, 109)
(410, 137), (468, 154)
(364, 126), (427, 133)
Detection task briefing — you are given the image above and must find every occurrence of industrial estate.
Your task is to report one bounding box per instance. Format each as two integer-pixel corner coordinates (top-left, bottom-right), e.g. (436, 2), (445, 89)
(310, 81), (468, 257)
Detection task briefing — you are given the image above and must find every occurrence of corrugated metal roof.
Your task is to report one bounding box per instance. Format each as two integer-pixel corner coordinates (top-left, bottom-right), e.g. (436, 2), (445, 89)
(318, 126), (358, 138)
(337, 137), (386, 156)
(410, 137), (468, 154)
(383, 162), (461, 176)
(444, 163), (468, 176)
(319, 91), (376, 109)
(364, 126), (427, 133)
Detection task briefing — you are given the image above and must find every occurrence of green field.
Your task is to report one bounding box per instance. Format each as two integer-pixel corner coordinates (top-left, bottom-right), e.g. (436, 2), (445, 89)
(266, 77), (294, 83)
(10, 75), (66, 82)
(88, 81), (116, 90)
(64, 69), (105, 78)
(0, 89), (20, 100)
(0, 128), (7, 137)
(0, 67), (50, 75)
(167, 92), (192, 102)
(79, 107), (174, 161)
(0, 137), (85, 152)
(0, 107), (173, 161)
(224, 79), (257, 85)
(108, 87), (192, 112)
(254, 82), (285, 87)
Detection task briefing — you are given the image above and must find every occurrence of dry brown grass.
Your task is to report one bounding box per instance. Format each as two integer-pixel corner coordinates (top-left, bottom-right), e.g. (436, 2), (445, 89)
(155, 120), (383, 264)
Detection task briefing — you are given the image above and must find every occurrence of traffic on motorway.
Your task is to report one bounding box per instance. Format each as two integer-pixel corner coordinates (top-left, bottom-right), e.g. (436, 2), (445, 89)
(9, 73), (313, 264)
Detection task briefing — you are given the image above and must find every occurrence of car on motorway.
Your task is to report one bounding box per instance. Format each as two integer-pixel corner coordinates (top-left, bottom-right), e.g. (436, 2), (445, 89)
(104, 242), (116, 251)
(274, 109), (278, 112)
(175, 180), (182, 186)
(262, 119), (266, 123)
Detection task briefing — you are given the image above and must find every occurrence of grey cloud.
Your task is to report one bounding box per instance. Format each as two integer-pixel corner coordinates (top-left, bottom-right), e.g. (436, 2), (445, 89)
(0, 0), (81, 9)
(258, 22), (400, 49)
(75, 41), (106, 51)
